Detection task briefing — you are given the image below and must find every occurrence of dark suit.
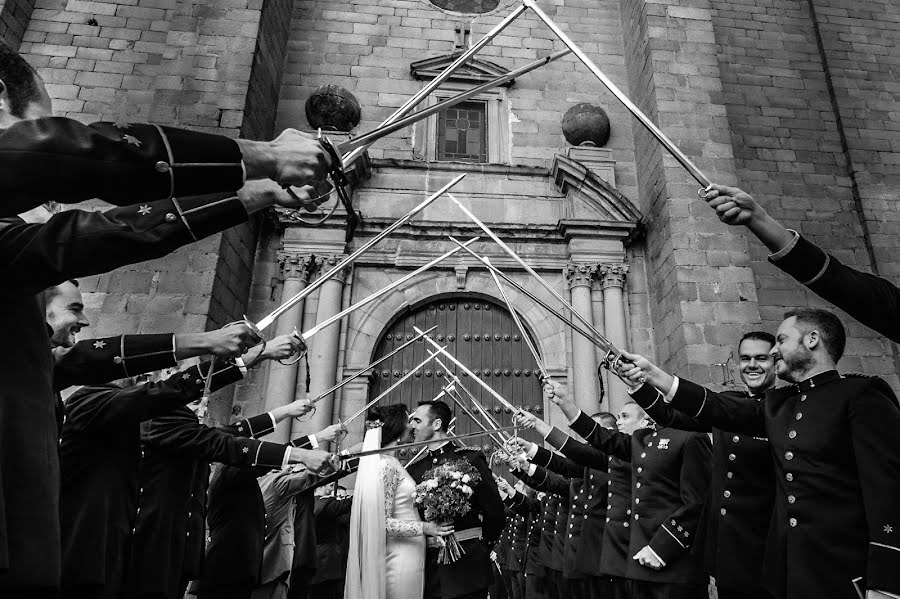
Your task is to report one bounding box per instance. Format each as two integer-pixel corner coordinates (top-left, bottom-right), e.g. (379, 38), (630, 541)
(123, 410), (297, 599)
(769, 232), (900, 343)
(568, 410), (711, 598)
(631, 383), (774, 599)
(0, 131), (245, 594)
(406, 441), (507, 599)
(309, 496), (352, 599)
(668, 370), (900, 599)
(59, 361), (241, 599)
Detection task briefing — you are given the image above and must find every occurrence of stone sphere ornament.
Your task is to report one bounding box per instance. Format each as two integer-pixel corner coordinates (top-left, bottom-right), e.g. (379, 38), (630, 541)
(561, 103), (611, 147)
(305, 85), (361, 132)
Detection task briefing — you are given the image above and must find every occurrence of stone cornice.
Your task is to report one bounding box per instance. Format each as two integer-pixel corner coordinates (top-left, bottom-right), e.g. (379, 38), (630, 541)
(410, 52), (515, 85)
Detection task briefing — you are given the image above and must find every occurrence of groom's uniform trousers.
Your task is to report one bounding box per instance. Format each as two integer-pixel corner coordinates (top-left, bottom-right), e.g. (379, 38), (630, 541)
(407, 442), (506, 599)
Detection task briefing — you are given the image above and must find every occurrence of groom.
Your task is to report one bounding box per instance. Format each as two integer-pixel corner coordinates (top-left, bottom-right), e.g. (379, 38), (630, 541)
(408, 400), (506, 599)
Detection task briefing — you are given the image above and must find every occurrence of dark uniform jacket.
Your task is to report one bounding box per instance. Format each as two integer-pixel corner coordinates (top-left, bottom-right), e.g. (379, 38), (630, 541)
(504, 508), (530, 573)
(569, 410), (712, 585)
(505, 492), (543, 576)
(631, 383), (774, 593)
(54, 333), (178, 392)
(529, 446), (610, 580)
(517, 472), (567, 575)
(193, 463), (267, 596)
(541, 425), (631, 580)
(124, 410), (301, 598)
(59, 361), (241, 597)
(0, 117), (245, 589)
(770, 231), (900, 343)
(406, 441), (507, 599)
(311, 496), (353, 584)
(668, 371), (900, 599)
(494, 508), (515, 572)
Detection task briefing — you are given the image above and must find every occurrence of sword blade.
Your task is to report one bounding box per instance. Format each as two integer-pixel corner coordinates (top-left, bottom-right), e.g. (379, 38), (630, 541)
(255, 173), (465, 332)
(344, 427), (518, 460)
(309, 325), (436, 404)
(523, 0), (710, 188)
(341, 3), (528, 169)
(336, 49), (570, 156)
(301, 238), (479, 341)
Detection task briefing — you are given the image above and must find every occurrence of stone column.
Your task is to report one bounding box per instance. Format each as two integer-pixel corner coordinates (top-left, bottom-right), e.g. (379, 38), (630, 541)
(565, 263), (601, 415)
(299, 255), (351, 444)
(600, 264), (629, 414)
(261, 252), (313, 442)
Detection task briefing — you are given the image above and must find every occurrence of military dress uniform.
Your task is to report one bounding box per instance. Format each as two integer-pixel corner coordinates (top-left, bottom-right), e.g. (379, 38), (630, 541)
(569, 410), (712, 599)
(58, 360), (242, 599)
(769, 230), (900, 343)
(667, 371), (900, 599)
(505, 490), (544, 599)
(503, 506), (531, 599)
(513, 465), (571, 599)
(526, 445), (612, 599)
(0, 118), (252, 595)
(630, 383), (774, 599)
(123, 409), (317, 599)
(495, 508), (517, 599)
(308, 495), (353, 599)
(540, 423), (632, 599)
(406, 441), (507, 599)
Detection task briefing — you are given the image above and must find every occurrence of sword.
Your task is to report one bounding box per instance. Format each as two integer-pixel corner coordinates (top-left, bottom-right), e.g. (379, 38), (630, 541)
(342, 427), (519, 460)
(483, 256), (549, 380)
(523, 0), (712, 192)
(334, 49), (570, 157)
(299, 238), (479, 341)
(445, 209), (626, 369)
(256, 173), (466, 333)
(340, 3), (529, 169)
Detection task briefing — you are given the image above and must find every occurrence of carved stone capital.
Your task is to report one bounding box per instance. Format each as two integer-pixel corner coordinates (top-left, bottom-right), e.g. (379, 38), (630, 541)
(276, 251), (314, 282)
(564, 262), (598, 290)
(599, 263), (629, 289)
(316, 254), (352, 284)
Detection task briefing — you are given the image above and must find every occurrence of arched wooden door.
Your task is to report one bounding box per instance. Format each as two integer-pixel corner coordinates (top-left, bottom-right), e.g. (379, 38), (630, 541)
(367, 295), (545, 465)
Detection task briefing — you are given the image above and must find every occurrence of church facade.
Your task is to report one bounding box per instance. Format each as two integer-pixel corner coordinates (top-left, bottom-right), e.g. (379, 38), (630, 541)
(5, 0), (897, 443)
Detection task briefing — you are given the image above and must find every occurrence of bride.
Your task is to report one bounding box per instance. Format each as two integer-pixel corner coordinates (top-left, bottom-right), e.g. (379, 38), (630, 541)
(344, 404), (453, 599)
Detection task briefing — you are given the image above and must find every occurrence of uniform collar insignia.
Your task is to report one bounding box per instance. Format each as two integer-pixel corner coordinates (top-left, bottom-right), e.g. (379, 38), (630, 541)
(657, 438), (670, 450)
(797, 369), (841, 392)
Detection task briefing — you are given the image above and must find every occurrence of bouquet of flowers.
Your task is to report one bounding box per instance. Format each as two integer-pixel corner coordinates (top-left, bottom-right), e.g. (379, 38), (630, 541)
(414, 458), (482, 563)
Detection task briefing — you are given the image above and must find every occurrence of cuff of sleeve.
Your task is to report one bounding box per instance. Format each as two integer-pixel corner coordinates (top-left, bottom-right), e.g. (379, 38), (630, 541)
(268, 412), (277, 430)
(649, 522), (690, 565)
(243, 412), (276, 438)
(646, 546), (667, 568)
(768, 229), (800, 261)
(309, 434), (319, 449)
(526, 444), (539, 460)
(174, 195), (248, 241)
(253, 441), (289, 468)
(281, 447), (292, 469)
(768, 232), (832, 285)
(120, 333), (180, 377)
(545, 426), (570, 452)
(570, 410), (599, 441)
(669, 378), (709, 419)
(158, 125), (244, 197)
(526, 463), (537, 477)
(234, 357), (248, 375)
(664, 377), (680, 403)
(627, 383), (644, 395)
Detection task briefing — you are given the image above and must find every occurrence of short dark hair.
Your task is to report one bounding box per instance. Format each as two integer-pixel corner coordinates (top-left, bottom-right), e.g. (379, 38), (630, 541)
(417, 399), (452, 432)
(42, 279), (80, 304)
(739, 330), (776, 348)
(366, 403), (409, 447)
(591, 411), (616, 428)
(784, 308), (846, 363)
(0, 43), (41, 118)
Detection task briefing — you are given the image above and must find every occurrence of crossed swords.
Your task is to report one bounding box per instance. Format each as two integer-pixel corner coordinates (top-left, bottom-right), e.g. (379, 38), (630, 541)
(296, 0), (716, 235)
(203, 0), (711, 422)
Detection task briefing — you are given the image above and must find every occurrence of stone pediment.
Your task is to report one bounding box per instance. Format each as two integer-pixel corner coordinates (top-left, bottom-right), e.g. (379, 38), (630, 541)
(410, 53), (514, 85)
(551, 153), (643, 224)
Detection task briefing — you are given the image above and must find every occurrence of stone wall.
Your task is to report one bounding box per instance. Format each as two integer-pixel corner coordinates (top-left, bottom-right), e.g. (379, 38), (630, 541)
(709, 0), (900, 390)
(0, 0), (34, 48)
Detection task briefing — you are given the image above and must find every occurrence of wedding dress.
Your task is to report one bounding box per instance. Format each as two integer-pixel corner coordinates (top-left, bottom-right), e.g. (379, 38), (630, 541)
(345, 428), (425, 599)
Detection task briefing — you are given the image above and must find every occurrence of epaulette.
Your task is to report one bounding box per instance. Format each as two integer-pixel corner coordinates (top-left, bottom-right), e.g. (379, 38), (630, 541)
(842, 373), (874, 379)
